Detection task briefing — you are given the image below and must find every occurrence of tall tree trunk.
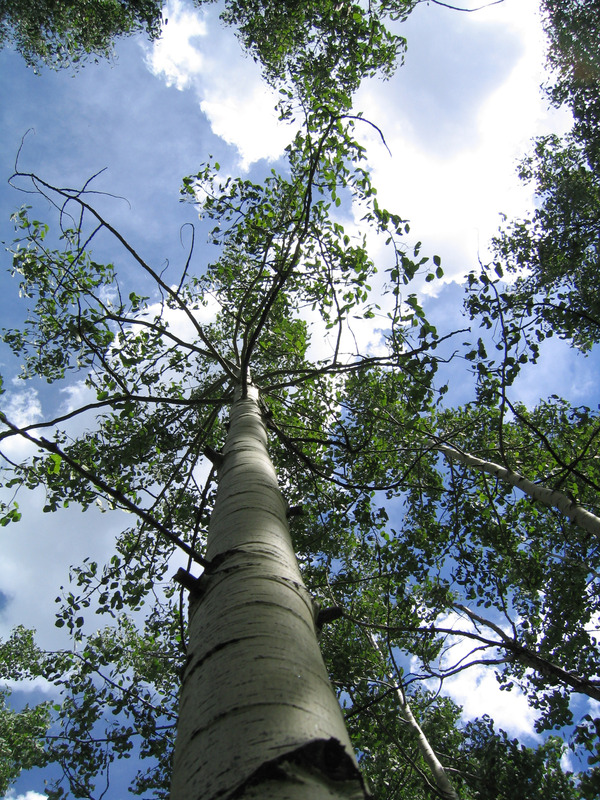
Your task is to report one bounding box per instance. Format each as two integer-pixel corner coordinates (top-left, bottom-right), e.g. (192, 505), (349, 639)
(170, 386), (368, 799)
(431, 440), (600, 539)
(367, 633), (459, 800)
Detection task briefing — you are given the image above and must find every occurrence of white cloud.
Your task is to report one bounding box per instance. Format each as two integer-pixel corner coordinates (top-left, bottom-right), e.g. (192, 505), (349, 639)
(444, 661), (538, 738)
(145, 0), (291, 169)
(136, 290), (222, 361)
(303, 301), (390, 365)
(1, 387), (42, 462)
(142, 0), (575, 297)
(59, 380), (95, 414)
(3, 385), (42, 428)
(1, 675), (56, 696)
(144, 0), (207, 90)
(413, 609), (539, 740)
(1, 792), (47, 800)
(353, 0), (572, 289)
(0, 488), (131, 649)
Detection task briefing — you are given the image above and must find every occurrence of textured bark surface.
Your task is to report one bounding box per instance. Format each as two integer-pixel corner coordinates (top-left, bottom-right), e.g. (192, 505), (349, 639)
(170, 387), (366, 800)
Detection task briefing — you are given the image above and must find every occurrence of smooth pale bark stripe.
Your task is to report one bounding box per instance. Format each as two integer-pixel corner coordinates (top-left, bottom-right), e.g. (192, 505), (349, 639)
(170, 388), (365, 799)
(173, 568), (358, 798)
(399, 700), (458, 800)
(180, 576), (336, 739)
(206, 525), (304, 565)
(189, 575), (316, 646)
(368, 633), (458, 800)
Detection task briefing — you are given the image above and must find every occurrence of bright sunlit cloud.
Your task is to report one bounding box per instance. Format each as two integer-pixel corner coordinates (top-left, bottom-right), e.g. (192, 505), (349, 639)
(444, 661), (539, 738)
(1, 386), (42, 461)
(2, 792), (48, 800)
(3, 384), (41, 427)
(144, 0), (574, 293)
(354, 0), (572, 289)
(144, 0), (207, 90)
(411, 608), (539, 739)
(2, 675), (56, 695)
(145, 0), (291, 169)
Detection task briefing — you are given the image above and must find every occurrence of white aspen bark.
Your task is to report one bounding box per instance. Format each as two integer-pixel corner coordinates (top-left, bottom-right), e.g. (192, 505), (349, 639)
(368, 633), (459, 800)
(170, 386), (367, 800)
(432, 440), (600, 539)
(397, 701), (459, 800)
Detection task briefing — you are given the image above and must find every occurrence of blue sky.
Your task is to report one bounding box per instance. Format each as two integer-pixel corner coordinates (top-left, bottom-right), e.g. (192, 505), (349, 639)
(1, 0), (598, 796)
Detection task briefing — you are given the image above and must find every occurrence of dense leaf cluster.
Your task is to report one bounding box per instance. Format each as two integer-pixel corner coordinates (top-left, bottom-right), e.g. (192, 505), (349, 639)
(0, 0), (164, 69)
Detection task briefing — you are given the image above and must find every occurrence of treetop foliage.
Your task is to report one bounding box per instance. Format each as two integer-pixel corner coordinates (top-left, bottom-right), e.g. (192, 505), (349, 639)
(0, 0), (164, 69)
(0, 0), (414, 83)
(479, 0), (600, 361)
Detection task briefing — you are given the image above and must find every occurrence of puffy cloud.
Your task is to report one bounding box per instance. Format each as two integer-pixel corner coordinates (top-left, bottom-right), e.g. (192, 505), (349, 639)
(0, 494), (131, 649)
(353, 0), (572, 287)
(2, 792), (47, 800)
(144, 0), (207, 90)
(443, 660), (539, 739)
(2, 385), (42, 428)
(144, 0), (291, 169)
(1, 386), (42, 462)
(411, 608), (539, 740)
(143, 0), (575, 292)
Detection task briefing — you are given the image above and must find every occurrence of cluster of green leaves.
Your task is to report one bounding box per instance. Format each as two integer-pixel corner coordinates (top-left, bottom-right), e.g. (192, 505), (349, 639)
(0, 683), (51, 795)
(460, 716), (582, 800)
(488, 133), (600, 354)
(0, 0), (164, 70)
(480, 0), (600, 363)
(0, 618), (179, 799)
(1, 0), (417, 82)
(445, 8), (600, 764)
(542, 0), (600, 158)
(198, 0), (416, 106)
(6, 207), (117, 381)
(426, 400), (600, 726)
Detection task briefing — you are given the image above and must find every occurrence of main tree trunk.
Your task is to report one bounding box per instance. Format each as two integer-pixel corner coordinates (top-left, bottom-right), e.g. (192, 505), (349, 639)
(170, 386), (367, 799)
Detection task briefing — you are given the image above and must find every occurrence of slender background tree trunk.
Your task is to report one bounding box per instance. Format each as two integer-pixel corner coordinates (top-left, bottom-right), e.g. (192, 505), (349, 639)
(368, 633), (459, 800)
(170, 386), (368, 799)
(431, 440), (600, 538)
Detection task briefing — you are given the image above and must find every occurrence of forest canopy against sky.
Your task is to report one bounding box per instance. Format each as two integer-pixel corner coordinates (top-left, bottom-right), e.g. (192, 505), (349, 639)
(1, 0), (600, 798)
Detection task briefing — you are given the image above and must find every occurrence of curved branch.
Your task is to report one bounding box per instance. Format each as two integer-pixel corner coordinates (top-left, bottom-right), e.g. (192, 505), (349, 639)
(418, 0), (504, 10)
(10, 169), (237, 382)
(0, 414), (209, 568)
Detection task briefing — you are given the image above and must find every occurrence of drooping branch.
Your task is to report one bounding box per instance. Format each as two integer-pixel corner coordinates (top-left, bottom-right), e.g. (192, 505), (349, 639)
(0, 414), (210, 568)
